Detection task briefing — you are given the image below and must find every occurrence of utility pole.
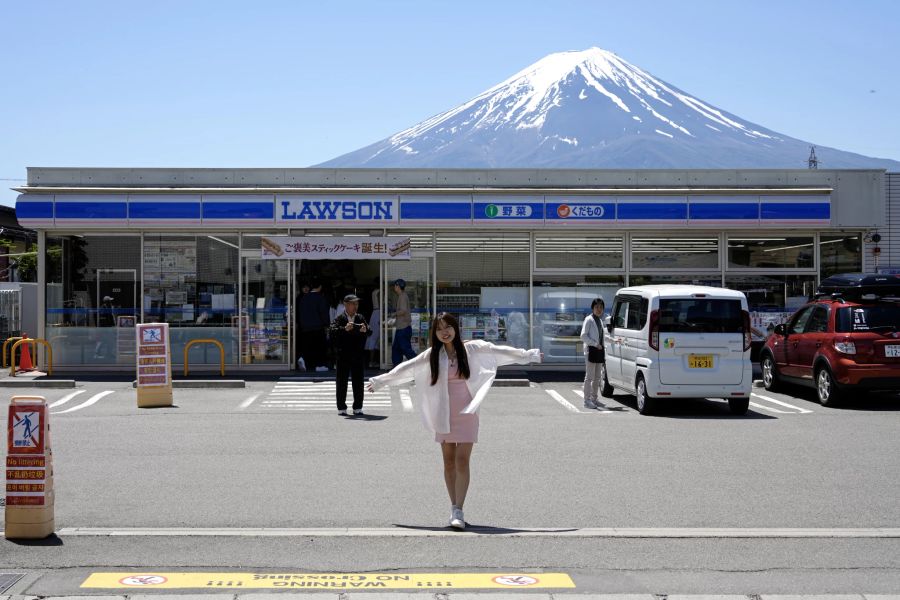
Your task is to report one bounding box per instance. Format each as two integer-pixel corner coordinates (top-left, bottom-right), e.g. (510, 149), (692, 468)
(808, 146), (818, 170)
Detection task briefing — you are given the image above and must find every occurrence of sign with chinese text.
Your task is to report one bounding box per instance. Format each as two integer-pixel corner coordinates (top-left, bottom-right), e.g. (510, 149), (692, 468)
(260, 237), (411, 260)
(135, 323), (173, 407)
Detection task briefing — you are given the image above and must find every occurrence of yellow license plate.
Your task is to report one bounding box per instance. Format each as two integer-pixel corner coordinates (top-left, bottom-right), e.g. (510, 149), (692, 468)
(688, 354), (714, 369)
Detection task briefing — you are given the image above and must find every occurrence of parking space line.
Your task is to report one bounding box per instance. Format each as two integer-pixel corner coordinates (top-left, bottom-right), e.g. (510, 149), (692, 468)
(238, 393), (261, 410)
(545, 389), (582, 413)
(752, 392), (814, 414)
(749, 401), (790, 414)
(573, 389), (614, 412)
(48, 390), (86, 408)
(52, 390), (115, 415)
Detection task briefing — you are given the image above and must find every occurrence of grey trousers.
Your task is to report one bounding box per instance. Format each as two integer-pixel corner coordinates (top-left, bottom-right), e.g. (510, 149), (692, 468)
(583, 357), (603, 402)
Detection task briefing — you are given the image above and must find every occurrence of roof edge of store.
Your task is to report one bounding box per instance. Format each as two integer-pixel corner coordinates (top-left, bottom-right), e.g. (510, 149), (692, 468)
(21, 166), (882, 190)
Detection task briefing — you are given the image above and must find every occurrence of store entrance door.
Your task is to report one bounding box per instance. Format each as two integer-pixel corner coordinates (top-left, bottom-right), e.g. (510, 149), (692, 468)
(239, 254), (434, 370)
(242, 258), (290, 365)
(292, 259), (381, 370)
(383, 257), (433, 369)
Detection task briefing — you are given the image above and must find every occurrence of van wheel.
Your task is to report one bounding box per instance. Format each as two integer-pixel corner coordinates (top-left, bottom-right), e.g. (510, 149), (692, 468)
(816, 366), (843, 407)
(728, 397), (750, 415)
(635, 375), (653, 415)
(599, 363), (614, 398)
(761, 353), (781, 392)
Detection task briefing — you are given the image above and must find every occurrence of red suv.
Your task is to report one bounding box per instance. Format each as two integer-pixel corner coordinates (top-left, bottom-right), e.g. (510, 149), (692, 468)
(760, 273), (900, 406)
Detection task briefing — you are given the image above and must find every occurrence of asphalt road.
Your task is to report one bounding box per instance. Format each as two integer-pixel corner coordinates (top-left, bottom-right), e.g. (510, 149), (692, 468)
(2, 376), (899, 595)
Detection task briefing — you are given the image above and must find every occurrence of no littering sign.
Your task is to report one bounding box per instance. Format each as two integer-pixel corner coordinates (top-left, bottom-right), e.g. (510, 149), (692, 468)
(82, 572), (575, 589)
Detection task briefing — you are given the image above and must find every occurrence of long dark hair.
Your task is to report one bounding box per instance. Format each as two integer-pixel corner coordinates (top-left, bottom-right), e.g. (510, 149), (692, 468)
(429, 312), (470, 385)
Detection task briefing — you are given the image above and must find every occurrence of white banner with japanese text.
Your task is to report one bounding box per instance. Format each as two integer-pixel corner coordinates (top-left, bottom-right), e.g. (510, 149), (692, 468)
(260, 236), (411, 260)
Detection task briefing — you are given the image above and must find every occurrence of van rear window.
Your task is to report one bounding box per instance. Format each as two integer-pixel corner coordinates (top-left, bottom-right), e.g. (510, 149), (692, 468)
(835, 304), (900, 332)
(659, 299), (743, 333)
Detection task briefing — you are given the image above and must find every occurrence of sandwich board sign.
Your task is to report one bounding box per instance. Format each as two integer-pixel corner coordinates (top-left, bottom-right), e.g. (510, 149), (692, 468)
(135, 323), (173, 408)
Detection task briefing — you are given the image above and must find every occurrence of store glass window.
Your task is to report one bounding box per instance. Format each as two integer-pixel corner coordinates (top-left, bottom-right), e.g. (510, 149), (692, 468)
(535, 235), (623, 269)
(629, 274), (723, 287)
(436, 234), (530, 349)
(727, 236), (814, 269)
(631, 237), (719, 269)
(725, 274), (816, 343)
(819, 234), (861, 278)
(143, 235), (240, 366)
(532, 276), (623, 363)
(45, 235), (141, 366)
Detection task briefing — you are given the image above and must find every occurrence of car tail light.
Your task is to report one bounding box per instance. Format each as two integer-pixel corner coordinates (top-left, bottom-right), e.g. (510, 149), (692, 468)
(742, 310), (752, 351)
(833, 337), (857, 355)
(649, 309), (660, 351)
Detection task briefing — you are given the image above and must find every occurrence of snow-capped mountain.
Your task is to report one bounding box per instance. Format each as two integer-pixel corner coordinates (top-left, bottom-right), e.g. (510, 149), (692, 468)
(318, 47), (900, 170)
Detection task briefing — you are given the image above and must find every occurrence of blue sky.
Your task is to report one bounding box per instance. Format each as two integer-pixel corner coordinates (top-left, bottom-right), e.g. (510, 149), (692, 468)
(2, 0), (898, 207)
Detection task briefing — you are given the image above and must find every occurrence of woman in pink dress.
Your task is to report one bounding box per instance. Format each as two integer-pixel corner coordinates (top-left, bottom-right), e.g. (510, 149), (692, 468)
(367, 312), (541, 530)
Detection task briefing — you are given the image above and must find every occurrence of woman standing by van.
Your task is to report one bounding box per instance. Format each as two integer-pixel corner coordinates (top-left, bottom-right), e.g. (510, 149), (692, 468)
(366, 312), (542, 530)
(580, 297), (607, 409)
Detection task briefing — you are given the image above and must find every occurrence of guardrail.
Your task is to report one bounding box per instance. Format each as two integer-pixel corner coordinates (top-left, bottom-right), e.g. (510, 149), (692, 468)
(183, 339), (225, 377)
(8, 338), (53, 377)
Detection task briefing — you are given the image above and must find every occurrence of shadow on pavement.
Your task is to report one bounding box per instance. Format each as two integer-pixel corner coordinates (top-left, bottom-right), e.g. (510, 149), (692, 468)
(6, 533), (64, 546)
(344, 413), (388, 421)
(612, 395), (778, 420)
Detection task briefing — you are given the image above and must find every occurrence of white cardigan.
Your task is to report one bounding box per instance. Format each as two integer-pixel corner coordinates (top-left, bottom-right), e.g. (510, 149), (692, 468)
(369, 340), (541, 434)
(580, 313), (604, 357)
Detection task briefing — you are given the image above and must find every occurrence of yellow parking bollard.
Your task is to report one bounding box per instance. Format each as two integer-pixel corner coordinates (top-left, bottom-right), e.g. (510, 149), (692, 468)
(9, 338), (53, 377)
(184, 339), (226, 377)
(3, 336), (24, 368)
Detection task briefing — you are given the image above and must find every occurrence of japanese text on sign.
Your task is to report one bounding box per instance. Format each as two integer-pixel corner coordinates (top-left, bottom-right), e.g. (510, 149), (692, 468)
(260, 236), (411, 260)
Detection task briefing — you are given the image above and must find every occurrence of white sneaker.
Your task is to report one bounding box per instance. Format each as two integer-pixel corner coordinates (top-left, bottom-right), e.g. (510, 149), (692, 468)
(315, 366), (329, 372)
(584, 399), (598, 409)
(450, 506), (465, 530)
(297, 357), (306, 371)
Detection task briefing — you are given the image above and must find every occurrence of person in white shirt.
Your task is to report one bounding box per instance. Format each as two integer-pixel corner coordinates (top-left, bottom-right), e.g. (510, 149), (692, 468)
(367, 312), (541, 530)
(580, 297), (607, 409)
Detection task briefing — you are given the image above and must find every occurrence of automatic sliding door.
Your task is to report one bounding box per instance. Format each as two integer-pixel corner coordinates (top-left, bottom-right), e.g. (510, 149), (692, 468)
(384, 257), (432, 367)
(242, 258), (290, 365)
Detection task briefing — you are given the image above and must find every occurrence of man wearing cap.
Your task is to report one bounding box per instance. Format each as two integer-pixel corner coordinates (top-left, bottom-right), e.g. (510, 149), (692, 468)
(391, 278), (416, 367)
(329, 293), (372, 416)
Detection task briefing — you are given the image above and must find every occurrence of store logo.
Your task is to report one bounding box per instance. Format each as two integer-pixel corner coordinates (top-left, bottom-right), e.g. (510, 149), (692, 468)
(484, 204), (533, 218)
(280, 200), (393, 221)
(557, 204), (571, 218)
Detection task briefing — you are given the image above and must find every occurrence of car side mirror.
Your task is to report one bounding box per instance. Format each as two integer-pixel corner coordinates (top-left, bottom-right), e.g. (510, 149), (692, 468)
(773, 323), (787, 336)
(606, 323), (614, 334)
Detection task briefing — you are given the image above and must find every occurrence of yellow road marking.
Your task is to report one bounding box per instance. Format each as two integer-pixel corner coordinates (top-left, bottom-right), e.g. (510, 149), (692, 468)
(81, 572), (575, 589)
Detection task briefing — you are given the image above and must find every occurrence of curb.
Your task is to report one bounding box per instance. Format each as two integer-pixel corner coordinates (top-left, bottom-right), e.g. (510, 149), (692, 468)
(492, 379), (531, 387)
(131, 380), (246, 389)
(0, 379), (76, 388)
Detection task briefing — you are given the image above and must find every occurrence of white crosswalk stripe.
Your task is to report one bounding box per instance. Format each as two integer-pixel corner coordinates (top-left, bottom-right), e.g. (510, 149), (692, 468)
(261, 380), (392, 412)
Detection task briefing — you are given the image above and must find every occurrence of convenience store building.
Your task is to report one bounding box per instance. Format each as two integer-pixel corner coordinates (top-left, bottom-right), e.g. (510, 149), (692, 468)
(13, 167), (886, 370)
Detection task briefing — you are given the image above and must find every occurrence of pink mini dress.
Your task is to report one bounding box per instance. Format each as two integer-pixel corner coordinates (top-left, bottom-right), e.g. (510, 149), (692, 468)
(434, 360), (479, 444)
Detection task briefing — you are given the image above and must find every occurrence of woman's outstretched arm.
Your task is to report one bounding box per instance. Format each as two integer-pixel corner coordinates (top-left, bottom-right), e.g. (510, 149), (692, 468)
(367, 349), (430, 391)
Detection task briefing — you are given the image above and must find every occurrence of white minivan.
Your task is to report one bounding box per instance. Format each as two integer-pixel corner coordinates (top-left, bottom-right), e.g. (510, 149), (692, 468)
(601, 285), (753, 415)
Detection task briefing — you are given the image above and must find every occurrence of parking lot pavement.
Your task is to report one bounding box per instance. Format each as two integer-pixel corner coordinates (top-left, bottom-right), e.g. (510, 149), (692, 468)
(4, 374), (899, 420)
